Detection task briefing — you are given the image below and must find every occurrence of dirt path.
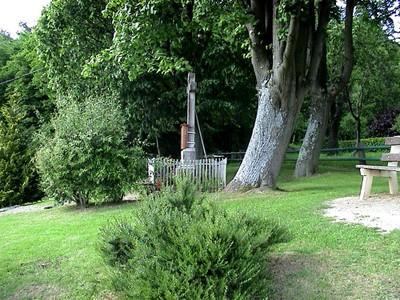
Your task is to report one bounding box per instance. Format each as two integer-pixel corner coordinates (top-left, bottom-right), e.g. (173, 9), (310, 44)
(324, 194), (400, 233)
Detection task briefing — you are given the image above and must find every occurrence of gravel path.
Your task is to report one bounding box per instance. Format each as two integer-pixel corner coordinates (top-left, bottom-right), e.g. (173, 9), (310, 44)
(0, 204), (52, 216)
(324, 194), (400, 233)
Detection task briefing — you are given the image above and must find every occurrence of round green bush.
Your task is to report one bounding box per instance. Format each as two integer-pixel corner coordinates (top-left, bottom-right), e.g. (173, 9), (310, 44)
(99, 180), (287, 299)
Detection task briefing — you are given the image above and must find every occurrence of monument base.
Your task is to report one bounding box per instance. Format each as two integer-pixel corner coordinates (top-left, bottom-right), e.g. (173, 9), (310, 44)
(181, 148), (196, 161)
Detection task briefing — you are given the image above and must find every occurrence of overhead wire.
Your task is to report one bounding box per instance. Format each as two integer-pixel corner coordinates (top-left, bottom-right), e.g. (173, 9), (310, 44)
(0, 68), (45, 86)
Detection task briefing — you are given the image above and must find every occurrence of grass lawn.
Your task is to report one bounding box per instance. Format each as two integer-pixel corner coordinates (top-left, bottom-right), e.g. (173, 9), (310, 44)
(1, 161), (399, 299)
(0, 202), (139, 300)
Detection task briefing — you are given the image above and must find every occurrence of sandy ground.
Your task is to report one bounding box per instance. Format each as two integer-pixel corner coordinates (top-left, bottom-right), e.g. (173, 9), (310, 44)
(324, 194), (400, 233)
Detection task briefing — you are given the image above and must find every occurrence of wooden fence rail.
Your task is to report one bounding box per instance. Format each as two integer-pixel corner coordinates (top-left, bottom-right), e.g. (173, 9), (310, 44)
(216, 145), (390, 162)
(148, 158), (227, 191)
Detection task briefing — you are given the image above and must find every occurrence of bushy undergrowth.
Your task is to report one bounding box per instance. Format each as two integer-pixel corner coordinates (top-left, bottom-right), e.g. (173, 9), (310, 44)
(99, 180), (286, 299)
(36, 94), (145, 207)
(0, 97), (43, 208)
(338, 137), (386, 149)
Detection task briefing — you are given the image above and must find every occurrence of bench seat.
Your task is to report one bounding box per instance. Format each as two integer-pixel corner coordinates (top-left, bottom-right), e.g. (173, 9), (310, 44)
(356, 165), (400, 172)
(357, 136), (400, 200)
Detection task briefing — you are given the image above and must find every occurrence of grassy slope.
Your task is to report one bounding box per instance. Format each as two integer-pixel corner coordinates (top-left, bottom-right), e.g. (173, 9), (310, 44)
(223, 161), (400, 299)
(1, 161), (399, 299)
(0, 202), (139, 300)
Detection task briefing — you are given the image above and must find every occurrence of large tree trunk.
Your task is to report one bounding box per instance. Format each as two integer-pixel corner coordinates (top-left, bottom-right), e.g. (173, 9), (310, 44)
(225, 0), (332, 191)
(294, 87), (329, 177)
(293, 0), (357, 177)
(226, 81), (299, 190)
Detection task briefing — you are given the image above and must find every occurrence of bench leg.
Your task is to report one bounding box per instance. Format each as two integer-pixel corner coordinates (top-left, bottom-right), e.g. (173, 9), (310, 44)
(359, 174), (373, 200)
(388, 171), (398, 195)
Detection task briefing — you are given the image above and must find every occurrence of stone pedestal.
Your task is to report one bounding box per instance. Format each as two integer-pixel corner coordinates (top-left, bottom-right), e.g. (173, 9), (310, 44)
(181, 148), (196, 161)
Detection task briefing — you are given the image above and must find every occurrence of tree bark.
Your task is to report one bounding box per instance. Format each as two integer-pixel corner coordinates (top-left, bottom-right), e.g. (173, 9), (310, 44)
(293, 0), (357, 177)
(226, 80), (299, 190)
(294, 87), (330, 177)
(226, 0), (332, 191)
(327, 94), (345, 150)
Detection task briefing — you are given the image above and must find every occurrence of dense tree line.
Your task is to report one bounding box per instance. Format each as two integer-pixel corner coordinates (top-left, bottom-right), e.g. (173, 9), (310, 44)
(0, 29), (51, 207)
(0, 0), (399, 206)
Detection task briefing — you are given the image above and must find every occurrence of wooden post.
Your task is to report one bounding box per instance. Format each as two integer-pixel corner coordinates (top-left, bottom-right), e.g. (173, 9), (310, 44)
(180, 123), (188, 150)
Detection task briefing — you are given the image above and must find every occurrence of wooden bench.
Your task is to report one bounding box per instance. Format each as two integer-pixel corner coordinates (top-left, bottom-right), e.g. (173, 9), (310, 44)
(356, 136), (400, 200)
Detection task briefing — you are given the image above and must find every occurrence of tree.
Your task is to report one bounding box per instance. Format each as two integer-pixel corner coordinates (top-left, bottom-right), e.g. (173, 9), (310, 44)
(294, 1), (400, 176)
(35, 0), (114, 96)
(0, 28), (51, 207)
(97, 0), (341, 190)
(0, 96), (41, 208)
(36, 0), (257, 156)
(226, 0), (349, 189)
(294, 6), (356, 177)
(0, 31), (15, 105)
(347, 15), (400, 141)
(0, 29), (52, 122)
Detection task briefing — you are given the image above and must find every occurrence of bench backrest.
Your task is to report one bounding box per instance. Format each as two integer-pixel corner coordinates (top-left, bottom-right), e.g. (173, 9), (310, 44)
(382, 136), (400, 167)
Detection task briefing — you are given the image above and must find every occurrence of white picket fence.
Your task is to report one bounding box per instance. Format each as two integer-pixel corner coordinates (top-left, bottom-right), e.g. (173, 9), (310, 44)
(148, 158), (227, 191)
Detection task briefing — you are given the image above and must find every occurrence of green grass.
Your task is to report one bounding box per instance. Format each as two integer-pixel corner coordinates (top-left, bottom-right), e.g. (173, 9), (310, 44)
(0, 202), (139, 300)
(222, 161), (400, 299)
(1, 162), (399, 299)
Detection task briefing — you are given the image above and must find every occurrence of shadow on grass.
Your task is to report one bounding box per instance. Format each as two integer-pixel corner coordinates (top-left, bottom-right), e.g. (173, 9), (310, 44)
(60, 198), (140, 213)
(268, 251), (400, 300)
(268, 252), (336, 300)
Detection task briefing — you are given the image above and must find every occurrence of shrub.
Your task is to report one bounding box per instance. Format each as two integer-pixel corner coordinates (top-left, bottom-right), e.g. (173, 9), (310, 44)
(99, 180), (286, 299)
(0, 97), (42, 208)
(338, 137), (386, 149)
(36, 94), (145, 207)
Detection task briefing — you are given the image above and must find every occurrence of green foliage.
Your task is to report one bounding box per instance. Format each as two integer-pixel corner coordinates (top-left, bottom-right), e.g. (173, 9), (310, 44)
(338, 113), (368, 141)
(35, 0), (113, 95)
(99, 217), (137, 268)
(0, 96), (42, 208)
(0, 31), (13, 66)
(0, 31), (14, 101)
(35, 0), (256, 155)
(324, 6), (400, 146)
(36, 94), (145, 207)
(101, 0), (256, 153)
(99, 180), (286, 299)
(391, 114), (400, 133)
(0, 28), (52, 208)
(345, 10), (400, 138)
(0, 29), (53, 122)
(338, 137), (386, 149)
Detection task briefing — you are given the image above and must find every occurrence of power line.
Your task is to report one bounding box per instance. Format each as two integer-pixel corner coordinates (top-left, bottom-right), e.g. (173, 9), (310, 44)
(0, 68), (45, 86)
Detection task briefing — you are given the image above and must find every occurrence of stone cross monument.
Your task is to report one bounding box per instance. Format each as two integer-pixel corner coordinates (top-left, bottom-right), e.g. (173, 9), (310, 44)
(181, 72), (196, 161)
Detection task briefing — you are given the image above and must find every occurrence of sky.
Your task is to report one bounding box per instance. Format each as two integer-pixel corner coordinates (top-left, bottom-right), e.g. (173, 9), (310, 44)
(0, 0), (51, 38)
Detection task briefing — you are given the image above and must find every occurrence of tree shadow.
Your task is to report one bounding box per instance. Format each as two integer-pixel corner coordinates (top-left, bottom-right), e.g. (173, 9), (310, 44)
(268, 252), (337, 300)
